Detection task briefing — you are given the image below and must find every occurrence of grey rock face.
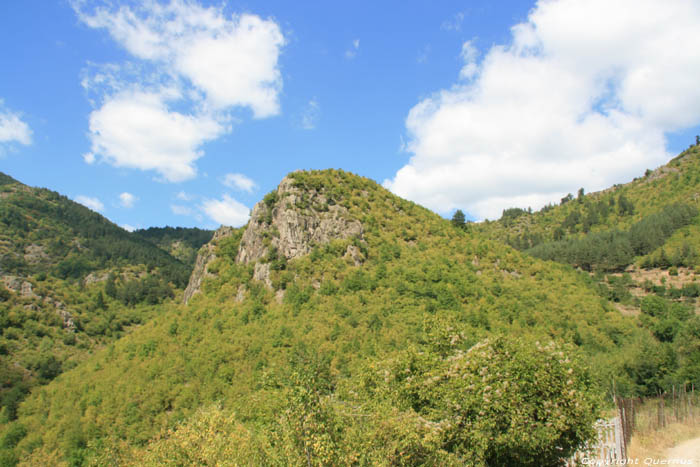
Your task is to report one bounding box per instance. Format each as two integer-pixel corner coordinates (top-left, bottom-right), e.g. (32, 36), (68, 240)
(183, 174), (364, 302)
(183, 226), (234, 304)
(237, 176), (363, 265)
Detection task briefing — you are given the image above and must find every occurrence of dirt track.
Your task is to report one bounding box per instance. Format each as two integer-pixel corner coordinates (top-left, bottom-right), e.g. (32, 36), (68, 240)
(666, 437), (700, 464)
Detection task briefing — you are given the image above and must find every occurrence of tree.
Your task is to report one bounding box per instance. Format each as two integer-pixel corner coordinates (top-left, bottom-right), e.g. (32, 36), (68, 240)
(450, 209), (466, 228)
(363, 334), (601, 466)
(577, 187), (585, 202)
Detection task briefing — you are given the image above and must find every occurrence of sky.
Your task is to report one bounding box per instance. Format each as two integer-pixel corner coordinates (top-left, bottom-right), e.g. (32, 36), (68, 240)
(1, 0), (700, 230)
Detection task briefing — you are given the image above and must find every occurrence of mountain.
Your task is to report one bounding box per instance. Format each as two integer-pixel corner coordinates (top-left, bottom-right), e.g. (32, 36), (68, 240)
(132, 227), (214, 267)
(0, 173), (190, 427)
(481, 143), (700, 270)
(5, 169), (656, 465)
(478, 142), (700, 328)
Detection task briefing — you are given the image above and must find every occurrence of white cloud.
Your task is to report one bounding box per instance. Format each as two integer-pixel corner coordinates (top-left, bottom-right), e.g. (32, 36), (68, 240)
(119, 192), (137, 208)
(73, 0), (285, 180)
(121, 223), (136, 232)
(75, 195), (105, 212)
(171, 204), (194, 216)
(201, 194), (250, 226)
(300, 98), (320, 130)
(0, 100), (32, 147)
(385, 0), (700, 220)
(222, 173), (257, 192)
(345, 39), (360, 59)
(88, 89), (224, 182)
(175, 190), (192, 201)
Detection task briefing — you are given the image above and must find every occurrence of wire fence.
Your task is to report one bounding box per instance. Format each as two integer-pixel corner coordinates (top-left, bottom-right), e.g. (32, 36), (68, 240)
(565, 385), (698, 465)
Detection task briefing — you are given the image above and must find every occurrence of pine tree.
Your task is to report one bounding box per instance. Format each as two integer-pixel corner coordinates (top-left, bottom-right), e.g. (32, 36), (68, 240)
(451, 210), (466, 228)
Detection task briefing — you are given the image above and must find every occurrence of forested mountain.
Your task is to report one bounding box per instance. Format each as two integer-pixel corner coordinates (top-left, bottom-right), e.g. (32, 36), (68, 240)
(3, 154), (700, 464)
(2, 169), (663, 465)
(0, 173), (190, 431)
(133, 227), (213, 267)
(481, 142), (700, 271)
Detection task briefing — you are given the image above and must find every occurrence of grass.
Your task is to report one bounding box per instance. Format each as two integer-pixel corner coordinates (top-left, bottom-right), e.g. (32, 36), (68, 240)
(626, 394), (700, 459)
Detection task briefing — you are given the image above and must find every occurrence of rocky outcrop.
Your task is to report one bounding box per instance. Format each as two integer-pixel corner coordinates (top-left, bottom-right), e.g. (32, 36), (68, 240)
(183, 226), (234, 304)
(237, 175), (363, 265)
(84, 272), (109, 286)
(23, 244), (49, 265)
(183, 173), (365, 302)
(2, 275), (36, 299)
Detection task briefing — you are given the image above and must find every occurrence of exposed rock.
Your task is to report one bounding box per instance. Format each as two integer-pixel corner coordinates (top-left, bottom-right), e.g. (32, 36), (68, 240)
(23, 244), (49, 264)
(253, 263), (272, 288)
(58, 309), (75, 331)
(237, 176), (363, 265)
(235, 285), (246, 303)
(20, 281), (36, 298)
(275, 289), (285, 304)
(84, 272), (109, 286)
(183, 173), (366, 301)
(0, 276), (36, 298)
(344, 245), (365, 266)
(2, 275), (22, 292)
(183, 226), (234, 304)
(236, 175), (364, 286)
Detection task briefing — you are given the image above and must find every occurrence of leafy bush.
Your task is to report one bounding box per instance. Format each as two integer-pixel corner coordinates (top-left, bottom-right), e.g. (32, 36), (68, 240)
(361, 335), (601, 465)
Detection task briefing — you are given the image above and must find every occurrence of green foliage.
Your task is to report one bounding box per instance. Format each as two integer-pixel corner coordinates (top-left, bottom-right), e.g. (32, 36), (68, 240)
(0, 168), (666, 463)
(133, 226), (213, 267)
(527, 203), (698, 271)
(450, 209), (466, 228)
(0, 174), (190, 286)
(357, 334), (600, 465)
(500, 207), (528, 227)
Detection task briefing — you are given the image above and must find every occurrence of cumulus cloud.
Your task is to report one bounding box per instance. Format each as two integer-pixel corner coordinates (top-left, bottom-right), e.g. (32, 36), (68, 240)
(222, 173), (257, 192)
(88, 89), (224, 182)
(73, 0), (285, 181)
(385, 0), (700, 220)
(201, 194), (250, 226)
(0, 100), (32, 148)
(345, 39), (360, 59)
(75, 195), (105, 212)
(300, 98), (320, 130)
(119, 192), (137, 208)
(121, 224), (136, 232)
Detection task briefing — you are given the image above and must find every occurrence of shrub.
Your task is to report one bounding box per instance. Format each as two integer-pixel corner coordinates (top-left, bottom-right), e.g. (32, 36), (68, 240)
(363, 335), (601, 465)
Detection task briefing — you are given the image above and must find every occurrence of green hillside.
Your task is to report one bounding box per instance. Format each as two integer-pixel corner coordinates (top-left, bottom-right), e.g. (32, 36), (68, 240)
(0, 173), (188, 428)
(133, 227), (213, 267)
(5, 169), (659, 465)
(480, 143), (700, 270)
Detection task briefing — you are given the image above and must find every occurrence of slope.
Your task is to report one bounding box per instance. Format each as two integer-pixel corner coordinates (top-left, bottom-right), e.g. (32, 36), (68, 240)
(132, 227), (213, 268)
(479, 143), (700, 267)
(0, 172), (188, 425)
(7, 169), (653, 465)
(474, 143), (700, 408)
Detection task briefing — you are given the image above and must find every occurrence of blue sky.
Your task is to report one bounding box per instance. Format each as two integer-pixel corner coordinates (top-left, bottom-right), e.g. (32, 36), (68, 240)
(1, 0), (700, 230)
